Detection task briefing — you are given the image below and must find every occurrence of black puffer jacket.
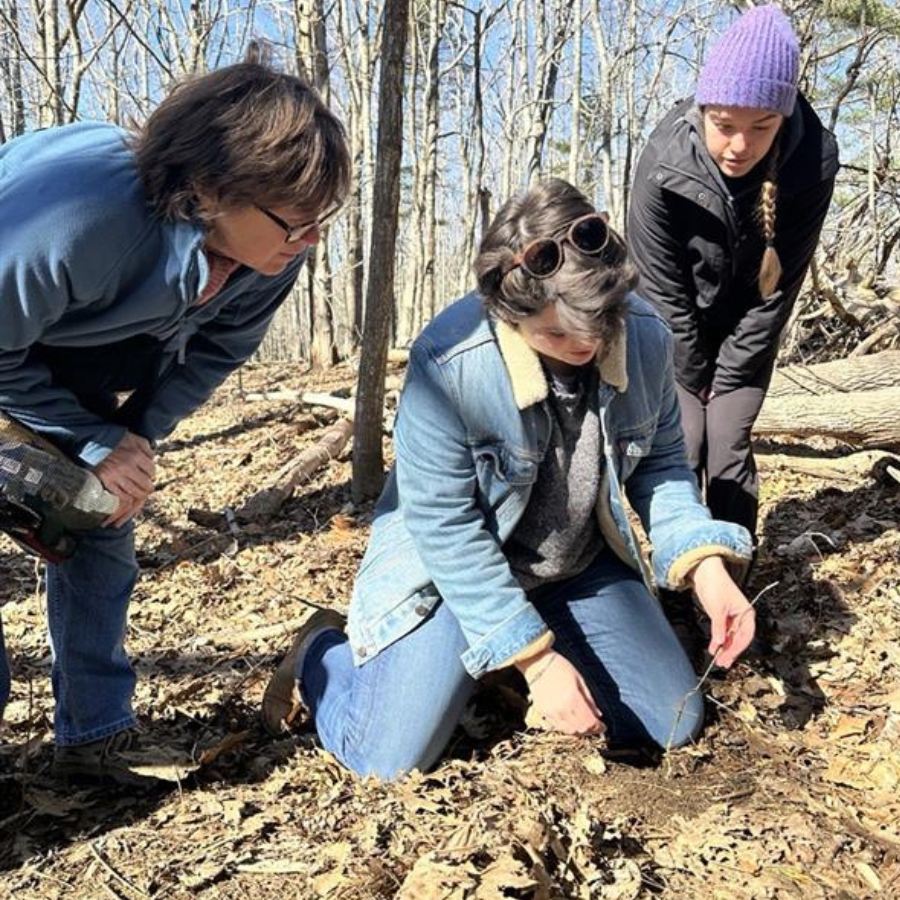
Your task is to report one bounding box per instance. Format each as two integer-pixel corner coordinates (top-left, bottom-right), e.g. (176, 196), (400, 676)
(627, 96), (839, 395)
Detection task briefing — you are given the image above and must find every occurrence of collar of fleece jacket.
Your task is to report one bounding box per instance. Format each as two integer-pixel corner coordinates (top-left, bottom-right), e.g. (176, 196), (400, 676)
(493, 317), (628, 411)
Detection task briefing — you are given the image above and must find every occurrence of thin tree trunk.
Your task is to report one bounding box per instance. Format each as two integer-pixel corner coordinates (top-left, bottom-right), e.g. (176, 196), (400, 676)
(421, 0), (443, 324)
(352, 0), (410, 502)
(567, 0), (583, 186)
(297, 0), (338, 368)
(0, 0), (26, 138)
(402, 8), (422, 344)
(458, 6), (486, 296)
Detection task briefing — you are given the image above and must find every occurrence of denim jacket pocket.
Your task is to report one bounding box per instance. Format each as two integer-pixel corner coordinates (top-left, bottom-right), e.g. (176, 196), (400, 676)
(472, 441), (537, 493)
(615, 422), (656, 482)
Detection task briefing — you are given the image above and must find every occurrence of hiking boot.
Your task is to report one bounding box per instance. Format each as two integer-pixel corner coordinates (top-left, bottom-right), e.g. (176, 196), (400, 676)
(53, 728), (165, 788)
(262, 608), (346, 735)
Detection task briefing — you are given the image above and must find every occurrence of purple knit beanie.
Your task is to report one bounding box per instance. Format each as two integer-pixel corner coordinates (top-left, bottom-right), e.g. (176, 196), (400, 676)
(695, 5), (799, 116)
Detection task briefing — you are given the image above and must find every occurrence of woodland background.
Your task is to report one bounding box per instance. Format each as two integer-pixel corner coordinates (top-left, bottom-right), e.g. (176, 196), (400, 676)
(2, 3), (900, 897)
(2, 0), (899, 368)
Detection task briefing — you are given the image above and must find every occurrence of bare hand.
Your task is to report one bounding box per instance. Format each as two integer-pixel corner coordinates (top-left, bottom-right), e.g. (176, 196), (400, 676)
(690, 556), (756, 667)
(93, 432), (155, 527)
(517, 649), (605, 736)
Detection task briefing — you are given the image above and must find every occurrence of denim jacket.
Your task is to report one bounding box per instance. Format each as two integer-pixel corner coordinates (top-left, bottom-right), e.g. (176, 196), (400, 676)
(347, 292), (753, 679)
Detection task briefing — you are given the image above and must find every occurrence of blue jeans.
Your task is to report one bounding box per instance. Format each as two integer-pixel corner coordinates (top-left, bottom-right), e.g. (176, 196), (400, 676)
(303, 551), (703, 781)
(2, 340), (167, 743)
(0, 522), (139, 745)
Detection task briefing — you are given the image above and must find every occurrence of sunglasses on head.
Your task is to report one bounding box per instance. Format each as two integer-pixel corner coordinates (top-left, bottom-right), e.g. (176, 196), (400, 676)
(508, 214), (612, 280)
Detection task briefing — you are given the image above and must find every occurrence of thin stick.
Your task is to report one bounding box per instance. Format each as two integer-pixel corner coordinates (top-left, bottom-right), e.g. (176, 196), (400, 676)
(664, 581), (781, 761)
(89, 841), (150, 899)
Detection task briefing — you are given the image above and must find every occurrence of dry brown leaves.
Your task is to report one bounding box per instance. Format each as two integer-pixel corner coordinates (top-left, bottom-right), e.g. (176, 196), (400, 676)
(1, 367), (898, 899)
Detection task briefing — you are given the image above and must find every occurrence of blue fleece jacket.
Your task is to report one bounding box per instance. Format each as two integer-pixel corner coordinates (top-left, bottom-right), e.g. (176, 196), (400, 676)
(0, 122), (304, 464)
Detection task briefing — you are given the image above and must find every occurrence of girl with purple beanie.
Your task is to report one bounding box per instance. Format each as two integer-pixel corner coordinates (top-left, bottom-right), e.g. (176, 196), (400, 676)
(628, 5), (838, 581)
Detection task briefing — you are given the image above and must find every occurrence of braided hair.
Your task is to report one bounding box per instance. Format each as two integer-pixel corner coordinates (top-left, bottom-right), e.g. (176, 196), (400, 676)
(757, 143), (782, 298)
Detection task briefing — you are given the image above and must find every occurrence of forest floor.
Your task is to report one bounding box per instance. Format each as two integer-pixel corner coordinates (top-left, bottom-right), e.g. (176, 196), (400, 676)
(1, 361), (898, 900)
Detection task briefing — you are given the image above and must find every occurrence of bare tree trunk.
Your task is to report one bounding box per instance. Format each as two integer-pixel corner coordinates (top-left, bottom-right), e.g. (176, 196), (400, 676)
(34, 0), (61, 126)
(0, 0), (26, 139)
(352, 0), (409, 502)
(567, 0), (583, 187)
(421, 0), (443, 324)
(188, 0), (205, 74)
(401, 8), (422, 344)
(479, 187), (492, 235)
(457, 6), (487, 297)
(523, 0), (573, 185)
(337, 0), (377, 354)
(296, 0), (338, 368)
(500, 0), (524, 199)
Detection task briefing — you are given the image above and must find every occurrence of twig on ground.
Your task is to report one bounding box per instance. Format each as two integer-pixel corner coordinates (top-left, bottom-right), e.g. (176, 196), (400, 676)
(89, 840), (150, 899)
(664, 581), (781, 764)
(194, 613), (324, 649)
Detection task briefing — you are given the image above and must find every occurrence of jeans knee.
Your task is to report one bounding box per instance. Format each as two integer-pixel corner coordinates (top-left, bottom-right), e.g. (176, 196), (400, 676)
(342, 740), (443, 783)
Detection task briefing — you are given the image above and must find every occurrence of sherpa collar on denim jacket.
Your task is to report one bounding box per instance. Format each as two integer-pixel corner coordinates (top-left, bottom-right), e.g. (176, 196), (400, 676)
(493, 316), (628, 411)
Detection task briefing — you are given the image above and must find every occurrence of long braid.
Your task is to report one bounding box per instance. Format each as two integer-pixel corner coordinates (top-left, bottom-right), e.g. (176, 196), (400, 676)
(757, 143), (782, 297)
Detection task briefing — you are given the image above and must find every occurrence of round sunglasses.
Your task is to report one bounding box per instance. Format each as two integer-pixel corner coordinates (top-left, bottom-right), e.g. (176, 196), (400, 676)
(508, 214), (612, 280)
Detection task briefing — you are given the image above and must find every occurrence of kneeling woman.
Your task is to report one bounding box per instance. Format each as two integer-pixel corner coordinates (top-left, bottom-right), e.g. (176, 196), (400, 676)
(263, 178), (756, 781)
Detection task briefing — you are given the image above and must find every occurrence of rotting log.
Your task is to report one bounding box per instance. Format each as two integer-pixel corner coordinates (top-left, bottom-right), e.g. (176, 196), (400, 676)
(768, 351), (900, 397)
(755, 387), (900, 449)
(235, 418), (354, 523)
(757, 449), (900, 485)
(242, 390), (356, 417)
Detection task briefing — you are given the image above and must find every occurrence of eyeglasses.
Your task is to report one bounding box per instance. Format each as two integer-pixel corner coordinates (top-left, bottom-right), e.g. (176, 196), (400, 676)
(508, 214), (612, 280)
(256, 203), (342, 243)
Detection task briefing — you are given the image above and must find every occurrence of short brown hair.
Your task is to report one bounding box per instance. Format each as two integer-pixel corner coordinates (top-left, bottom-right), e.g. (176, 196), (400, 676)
(131, 57), (351, 222)
(474, 178), (636, 341)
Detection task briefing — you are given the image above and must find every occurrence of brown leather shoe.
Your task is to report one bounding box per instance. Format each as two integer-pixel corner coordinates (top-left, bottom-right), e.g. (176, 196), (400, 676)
(261, 608), (346, 735)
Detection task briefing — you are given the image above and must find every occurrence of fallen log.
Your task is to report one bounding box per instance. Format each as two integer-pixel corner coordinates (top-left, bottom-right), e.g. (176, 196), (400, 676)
(757, 449), (900, 485)
(242, 389), (356, 417)
(235, 418), (354, 523)
(755, 387), (900, 449)
(768, 350), (900, 397)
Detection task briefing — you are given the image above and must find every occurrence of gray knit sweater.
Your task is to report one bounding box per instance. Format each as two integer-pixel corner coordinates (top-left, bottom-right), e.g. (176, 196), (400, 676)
(505, 363), (604, 589)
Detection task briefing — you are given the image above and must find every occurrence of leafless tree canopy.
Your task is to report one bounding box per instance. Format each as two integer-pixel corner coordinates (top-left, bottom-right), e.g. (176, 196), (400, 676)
(2, 0), (898, 366)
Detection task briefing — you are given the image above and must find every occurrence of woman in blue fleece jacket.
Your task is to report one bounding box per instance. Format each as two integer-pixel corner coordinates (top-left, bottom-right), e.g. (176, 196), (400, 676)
(0, 48), (350, 784)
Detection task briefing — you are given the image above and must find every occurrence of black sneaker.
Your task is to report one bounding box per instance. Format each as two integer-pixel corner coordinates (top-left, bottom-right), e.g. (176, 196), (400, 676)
(53, 729), (165, 788)
(262, 608), (346, 735)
